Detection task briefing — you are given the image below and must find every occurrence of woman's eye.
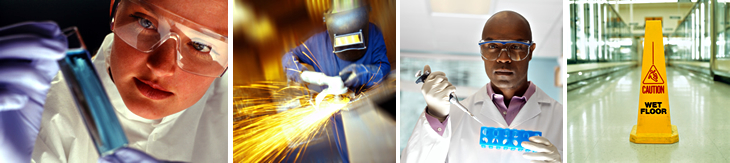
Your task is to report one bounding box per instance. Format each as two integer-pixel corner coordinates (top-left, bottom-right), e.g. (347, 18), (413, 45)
(511, 45), (522, 50)
(138, 18), (155, 29)
(190, 41), (212, 53)
(488, 44), (498, 49)
(130, 15), (156, 30)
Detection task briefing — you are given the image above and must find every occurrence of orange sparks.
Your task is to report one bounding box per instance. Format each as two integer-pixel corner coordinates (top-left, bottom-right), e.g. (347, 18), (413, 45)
(233, 82), (349, 162)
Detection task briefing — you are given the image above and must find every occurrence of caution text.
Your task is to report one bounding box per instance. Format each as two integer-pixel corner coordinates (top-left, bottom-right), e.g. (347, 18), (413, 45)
(642, 85), (665, 94)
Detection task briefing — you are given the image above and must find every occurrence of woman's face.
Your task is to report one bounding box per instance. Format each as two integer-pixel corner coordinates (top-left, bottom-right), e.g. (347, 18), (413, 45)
(109, 0), (227, 119)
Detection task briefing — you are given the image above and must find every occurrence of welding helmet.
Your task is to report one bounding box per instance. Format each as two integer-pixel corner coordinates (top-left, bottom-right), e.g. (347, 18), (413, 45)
(324, 0), (369, 61)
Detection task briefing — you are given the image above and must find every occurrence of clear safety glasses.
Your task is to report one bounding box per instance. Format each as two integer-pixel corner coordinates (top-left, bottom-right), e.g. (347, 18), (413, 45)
(112, 0), (228, 77)
(478, 40), (533, 61)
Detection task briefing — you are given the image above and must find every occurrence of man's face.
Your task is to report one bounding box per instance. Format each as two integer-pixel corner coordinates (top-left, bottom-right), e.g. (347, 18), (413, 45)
(481, 15), (535, 90)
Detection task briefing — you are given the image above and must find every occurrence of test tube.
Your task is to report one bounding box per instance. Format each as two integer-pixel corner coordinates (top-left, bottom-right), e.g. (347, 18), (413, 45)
(57, 27), (128, 156)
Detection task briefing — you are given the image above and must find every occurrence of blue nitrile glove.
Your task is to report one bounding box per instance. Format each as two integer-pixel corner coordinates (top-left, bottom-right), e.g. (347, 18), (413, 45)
(0, 21), (67, 163)
(338, 63), (385, 88)
(282, 52), (308, 83)
(98, 147), (184, 163)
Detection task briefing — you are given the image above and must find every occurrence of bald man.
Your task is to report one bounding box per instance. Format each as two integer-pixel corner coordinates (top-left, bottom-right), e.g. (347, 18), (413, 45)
(401, 11), (563, 163)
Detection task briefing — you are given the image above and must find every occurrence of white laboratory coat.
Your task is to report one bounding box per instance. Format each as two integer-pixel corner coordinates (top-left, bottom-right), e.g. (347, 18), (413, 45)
(401, 84), (562, 163)
(31, 34), (228, 162)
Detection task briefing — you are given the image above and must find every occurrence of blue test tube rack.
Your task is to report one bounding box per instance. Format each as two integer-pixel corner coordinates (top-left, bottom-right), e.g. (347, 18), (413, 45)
(479, 127), (542, 152)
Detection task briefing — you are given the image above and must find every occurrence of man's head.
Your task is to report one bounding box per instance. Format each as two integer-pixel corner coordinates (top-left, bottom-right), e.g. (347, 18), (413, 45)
(325, 0), (369, 61)
(481, 10), (535, 90)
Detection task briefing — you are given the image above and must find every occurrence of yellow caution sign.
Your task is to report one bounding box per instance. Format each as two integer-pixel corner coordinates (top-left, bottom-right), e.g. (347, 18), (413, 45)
(630, 20), (679, 144)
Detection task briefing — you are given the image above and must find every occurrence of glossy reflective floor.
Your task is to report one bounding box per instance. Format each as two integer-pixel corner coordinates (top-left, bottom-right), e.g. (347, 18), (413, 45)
(568, 67), (730, 162)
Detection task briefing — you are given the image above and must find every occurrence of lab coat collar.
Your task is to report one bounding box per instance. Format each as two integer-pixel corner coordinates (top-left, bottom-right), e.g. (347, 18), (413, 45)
(509, 86), (548, 128)
(473, 84), (508, 127)
(474, 82), (550, 128)
(92, 33), (186, 125)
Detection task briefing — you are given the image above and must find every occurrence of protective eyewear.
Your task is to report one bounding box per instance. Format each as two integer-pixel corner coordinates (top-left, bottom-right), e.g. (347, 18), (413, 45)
(325, 7), (368, 53)
(478, 40), (533, 61)
(112, 0), (228, 77)
(333, 29), (365, 53)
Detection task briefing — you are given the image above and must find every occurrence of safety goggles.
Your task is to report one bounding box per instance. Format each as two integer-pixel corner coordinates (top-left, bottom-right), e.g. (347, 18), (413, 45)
(478, 40), (533, 61)
(112, 0), (228, 77)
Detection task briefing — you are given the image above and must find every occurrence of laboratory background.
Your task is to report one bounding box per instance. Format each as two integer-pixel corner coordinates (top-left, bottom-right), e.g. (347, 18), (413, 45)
(232, 0), (396, 162)
(399, 0), (564, 155)
(567, 0), (730, 162)
(0, 0), (111, 54)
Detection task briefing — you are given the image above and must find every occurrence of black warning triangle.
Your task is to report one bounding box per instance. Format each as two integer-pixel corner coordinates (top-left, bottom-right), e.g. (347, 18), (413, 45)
(642, 65), (665, 84)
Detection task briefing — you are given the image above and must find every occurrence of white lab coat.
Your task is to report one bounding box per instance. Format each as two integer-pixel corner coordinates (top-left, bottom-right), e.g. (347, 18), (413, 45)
(401, 84), (562, 163)
(31, 34), (228, 162)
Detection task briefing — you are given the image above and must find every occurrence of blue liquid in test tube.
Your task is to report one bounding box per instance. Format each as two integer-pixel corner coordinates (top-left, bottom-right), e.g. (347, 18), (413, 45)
(58, 28), (128, 156)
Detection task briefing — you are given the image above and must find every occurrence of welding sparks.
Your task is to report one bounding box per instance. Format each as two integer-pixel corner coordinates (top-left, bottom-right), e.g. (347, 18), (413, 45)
(233, 82), (349, 162)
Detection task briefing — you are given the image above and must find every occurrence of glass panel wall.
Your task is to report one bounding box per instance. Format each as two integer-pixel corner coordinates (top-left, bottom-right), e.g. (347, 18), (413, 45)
(668, 0), (712, 62)
(569, 2), (634, 64)
(716, 1), (730, 60)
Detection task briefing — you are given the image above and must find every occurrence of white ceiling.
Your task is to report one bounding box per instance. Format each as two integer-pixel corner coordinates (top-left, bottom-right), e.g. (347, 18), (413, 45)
(615, 2), (695, 35)
(400, 0), (563, 57)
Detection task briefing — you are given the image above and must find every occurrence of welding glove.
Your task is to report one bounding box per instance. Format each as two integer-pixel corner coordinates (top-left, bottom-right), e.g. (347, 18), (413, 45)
(282, 52), (308, 83)
(300, 71), (328, 84)
(98, 147), (183, 163)
(522, 136), (562, 163)
(301, 71), (347, 95)
(420, 65), (455, 119)
(0, 21), (67, 163)
(338, 63), (385, 88)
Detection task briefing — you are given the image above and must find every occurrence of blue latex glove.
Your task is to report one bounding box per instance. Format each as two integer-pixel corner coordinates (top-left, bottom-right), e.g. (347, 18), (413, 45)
(98, 147), (182, 163)
(282, 52), (308, 83)
(338, 63), (385, 89)
(0, 21), (67, 163)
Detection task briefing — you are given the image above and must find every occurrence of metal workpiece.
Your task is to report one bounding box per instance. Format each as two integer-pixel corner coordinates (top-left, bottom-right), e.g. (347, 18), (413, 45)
(342, 74), (396, 111)
(282, 76), (395, 162)
(306, 73), (396, 162)
(339, 75), (396, 162)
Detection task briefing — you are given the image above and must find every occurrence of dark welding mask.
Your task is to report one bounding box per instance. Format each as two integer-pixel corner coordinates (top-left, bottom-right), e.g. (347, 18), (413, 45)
(324, 0), (369, 61)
